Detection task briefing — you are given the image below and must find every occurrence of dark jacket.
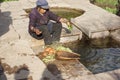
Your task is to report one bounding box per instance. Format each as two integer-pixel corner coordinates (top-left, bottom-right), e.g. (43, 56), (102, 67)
(29, 8), (61, 31)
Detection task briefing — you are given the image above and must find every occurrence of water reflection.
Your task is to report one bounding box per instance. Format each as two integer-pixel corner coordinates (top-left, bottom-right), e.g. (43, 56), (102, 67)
(63, 37), (120, 74)
(81, 48), (120, 74)
(79, 39), (120, 74)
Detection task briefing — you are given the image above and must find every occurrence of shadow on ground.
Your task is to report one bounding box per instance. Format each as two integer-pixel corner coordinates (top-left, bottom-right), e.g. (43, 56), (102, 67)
(0, 62), (7, 80)
(0, 10), (12, 37)
(14, 67), (30, 80)
(41, 63), (64, 80)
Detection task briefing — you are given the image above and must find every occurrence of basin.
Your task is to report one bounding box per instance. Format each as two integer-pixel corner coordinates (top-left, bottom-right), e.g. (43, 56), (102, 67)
(24, 7), (84, 20)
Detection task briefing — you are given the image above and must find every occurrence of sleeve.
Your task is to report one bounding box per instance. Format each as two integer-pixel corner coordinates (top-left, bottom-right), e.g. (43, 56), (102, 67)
(48, 11), (61, 22)
(29, 13), (37, 27)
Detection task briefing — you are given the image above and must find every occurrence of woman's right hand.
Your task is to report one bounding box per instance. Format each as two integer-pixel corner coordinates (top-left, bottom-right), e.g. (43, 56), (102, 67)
(34, 28), (42, 35)
(30, 26), (42, 35)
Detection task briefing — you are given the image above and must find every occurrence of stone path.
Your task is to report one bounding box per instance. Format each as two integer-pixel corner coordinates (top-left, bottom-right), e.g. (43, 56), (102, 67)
(0, 0), (120, 80)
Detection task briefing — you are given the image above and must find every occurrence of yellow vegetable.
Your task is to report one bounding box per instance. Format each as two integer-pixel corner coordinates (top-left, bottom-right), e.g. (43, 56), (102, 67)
(66, 22), (73, 31)
(42, 54), (55, 63)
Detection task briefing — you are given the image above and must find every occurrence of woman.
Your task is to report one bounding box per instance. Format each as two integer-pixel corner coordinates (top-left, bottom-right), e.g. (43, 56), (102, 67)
(29, 0), (69, 45)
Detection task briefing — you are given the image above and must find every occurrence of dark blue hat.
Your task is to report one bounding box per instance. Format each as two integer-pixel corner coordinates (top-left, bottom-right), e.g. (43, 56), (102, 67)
(36, 0), (49, 9)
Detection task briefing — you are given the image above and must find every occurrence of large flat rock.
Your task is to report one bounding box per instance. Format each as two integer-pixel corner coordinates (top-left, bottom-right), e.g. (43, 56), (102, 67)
(69, 0), (120, 38)
(0, 40), (57, 80)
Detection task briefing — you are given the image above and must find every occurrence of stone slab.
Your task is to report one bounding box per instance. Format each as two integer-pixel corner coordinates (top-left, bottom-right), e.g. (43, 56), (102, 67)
(47, 60), (98, 80)
(95, 69), (120, 80)
(0, 40), (57, 80)
(110, 29), (120, 43)
(63, 0), (120, 39)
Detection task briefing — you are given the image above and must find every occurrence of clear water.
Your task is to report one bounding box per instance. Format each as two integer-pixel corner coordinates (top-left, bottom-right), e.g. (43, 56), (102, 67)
(80, 47), (120, 74)
(63, 37), (120, 74)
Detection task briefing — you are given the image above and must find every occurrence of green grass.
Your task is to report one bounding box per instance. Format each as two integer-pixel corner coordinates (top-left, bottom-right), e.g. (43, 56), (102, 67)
(95, 0), (118, 14)
(105, 7), (117, 14)
(96, 0), (117, 7)
(0, 0), (18, 2)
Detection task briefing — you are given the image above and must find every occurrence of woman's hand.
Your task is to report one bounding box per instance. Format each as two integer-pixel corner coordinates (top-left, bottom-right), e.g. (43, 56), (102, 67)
(59, 18), (69, 23)
(30, 26), (42, 35)
(34, 28), (42, 35)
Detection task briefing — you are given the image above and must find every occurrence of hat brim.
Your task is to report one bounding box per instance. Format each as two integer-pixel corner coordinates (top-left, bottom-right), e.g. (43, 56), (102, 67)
(41, 5), (49, 9)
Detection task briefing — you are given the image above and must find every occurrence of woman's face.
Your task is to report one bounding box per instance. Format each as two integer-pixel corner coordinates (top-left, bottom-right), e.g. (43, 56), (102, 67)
(39, 8), (46, 14)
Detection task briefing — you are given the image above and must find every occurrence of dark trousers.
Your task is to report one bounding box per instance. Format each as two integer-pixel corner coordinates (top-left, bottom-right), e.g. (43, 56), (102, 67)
(29, 22), (62, 45)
